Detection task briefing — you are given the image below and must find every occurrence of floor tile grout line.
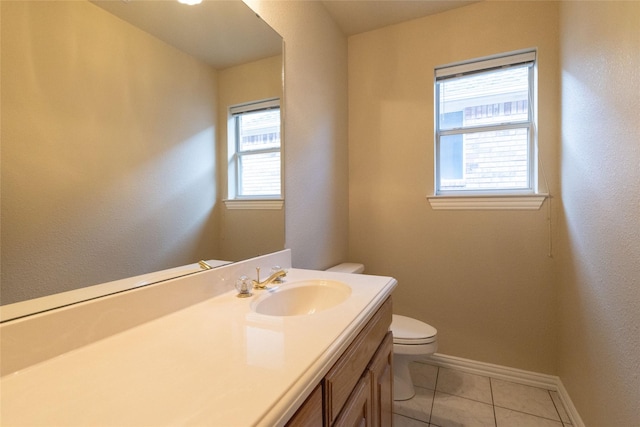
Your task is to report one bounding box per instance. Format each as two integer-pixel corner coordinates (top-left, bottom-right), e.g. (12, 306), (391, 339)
(427, 364), (502, 405)
(428, 366), (440, 425)
(489, 376), (498, 427)
(393, 412), (430, 426)
(399, 362), (569, 427)
(431, 388), (497, 406)
(549, 389), (568, 424)
(417, 364), (572, 427)
(489, 373), (566, 423)
(418, 384), (495, 407)
(548, 389), (572, 426)
(488, 374), (556, 392)
(493, 402), (565, 423)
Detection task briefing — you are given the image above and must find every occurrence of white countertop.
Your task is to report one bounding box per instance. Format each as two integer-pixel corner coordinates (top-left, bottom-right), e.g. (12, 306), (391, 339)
(0, 268), (396, 426)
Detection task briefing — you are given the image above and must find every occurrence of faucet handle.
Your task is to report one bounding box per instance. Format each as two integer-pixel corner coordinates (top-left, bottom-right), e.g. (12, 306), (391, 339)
(271, 266), (286, 284)
(235, 275), (253, 298)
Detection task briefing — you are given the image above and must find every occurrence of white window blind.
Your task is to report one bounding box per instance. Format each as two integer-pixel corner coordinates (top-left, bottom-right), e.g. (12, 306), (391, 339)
(435, 50), (536, 195)
(435, 51), (536, 79)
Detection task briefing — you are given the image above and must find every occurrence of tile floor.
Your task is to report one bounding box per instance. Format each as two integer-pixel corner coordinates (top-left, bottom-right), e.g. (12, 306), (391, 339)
(394, 361), (573, 427)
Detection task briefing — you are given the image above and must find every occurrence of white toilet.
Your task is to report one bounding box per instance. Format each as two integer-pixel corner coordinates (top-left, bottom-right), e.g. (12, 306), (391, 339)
(326, 263), (438, 401)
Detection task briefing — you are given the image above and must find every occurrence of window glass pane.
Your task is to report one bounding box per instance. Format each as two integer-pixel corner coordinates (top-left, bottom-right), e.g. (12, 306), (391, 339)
(439, 128), (529, 192)
(238, 109), (280, 152)
(239, 152), (281, 196)
(440, 112), (463, 180)
(438, 66), (530, 130)
(440, 134), (463, 181)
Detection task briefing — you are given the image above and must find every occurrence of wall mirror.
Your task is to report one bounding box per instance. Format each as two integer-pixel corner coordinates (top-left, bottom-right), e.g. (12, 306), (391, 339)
(0, 0), (284, 319)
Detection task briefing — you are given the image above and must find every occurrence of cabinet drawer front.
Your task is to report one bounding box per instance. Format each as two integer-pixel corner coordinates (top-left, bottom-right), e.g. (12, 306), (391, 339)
(324, 297), (392, 424)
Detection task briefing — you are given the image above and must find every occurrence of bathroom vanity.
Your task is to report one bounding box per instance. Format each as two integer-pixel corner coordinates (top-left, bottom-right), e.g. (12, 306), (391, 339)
(287, 298), (393, 426)
(0, 250), (396, 426)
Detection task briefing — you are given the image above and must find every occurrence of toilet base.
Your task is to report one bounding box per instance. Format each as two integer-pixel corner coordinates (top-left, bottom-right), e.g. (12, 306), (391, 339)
(393, 354), (416, 401)
(392, 341), (437, 401)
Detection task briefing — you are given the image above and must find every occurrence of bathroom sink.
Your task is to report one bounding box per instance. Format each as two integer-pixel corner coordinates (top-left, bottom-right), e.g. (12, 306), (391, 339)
(250, 280), (352, 316)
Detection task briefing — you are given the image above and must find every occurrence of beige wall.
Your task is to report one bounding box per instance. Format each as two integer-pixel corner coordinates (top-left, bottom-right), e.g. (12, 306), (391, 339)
(253, 0), (639, 423)
(5, 0), (637, 422)
(244, 0), (350, 270)
(558, 2), (640, 425)
(217, 55), (285, 261)
(348, 1), (561, 374)
(144, 0), (636, 422)
(1, 1), (219, 303)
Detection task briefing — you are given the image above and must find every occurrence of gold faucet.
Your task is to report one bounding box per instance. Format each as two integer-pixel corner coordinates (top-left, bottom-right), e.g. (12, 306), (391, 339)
(198, 260), (213, 270)
(252, 267), (287, 289)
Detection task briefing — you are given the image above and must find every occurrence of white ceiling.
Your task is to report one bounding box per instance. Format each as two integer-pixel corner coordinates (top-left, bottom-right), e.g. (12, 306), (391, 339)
(91, 0), (478, 69)
(91, 0), (283, 69)
(321, 0), (480, 36)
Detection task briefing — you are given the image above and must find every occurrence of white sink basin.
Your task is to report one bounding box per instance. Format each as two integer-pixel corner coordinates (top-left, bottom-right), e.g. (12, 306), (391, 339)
(250, 280), (352, 316)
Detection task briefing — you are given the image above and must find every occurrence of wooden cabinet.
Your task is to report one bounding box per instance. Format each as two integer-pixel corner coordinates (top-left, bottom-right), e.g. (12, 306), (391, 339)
(369, 332), (393, 427)
(286, 384), (323, 427)
(287, 297), (393, 427)
(333, 373), (371, 427)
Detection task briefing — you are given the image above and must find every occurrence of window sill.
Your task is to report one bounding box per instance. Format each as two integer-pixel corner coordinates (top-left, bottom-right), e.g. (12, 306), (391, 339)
(223, 199), (284, 210)
(427, 194), (547, 210)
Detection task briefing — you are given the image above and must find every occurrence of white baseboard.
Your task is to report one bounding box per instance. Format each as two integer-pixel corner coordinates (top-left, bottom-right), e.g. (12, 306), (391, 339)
(419, 353), (585, 427)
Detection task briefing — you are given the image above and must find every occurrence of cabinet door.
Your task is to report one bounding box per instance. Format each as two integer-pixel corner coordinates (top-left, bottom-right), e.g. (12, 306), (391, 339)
(369, 332), (393, 427)
(286, 384), (323, 427)
(333, 374), (371, 427)
(325, 298), (392, 424)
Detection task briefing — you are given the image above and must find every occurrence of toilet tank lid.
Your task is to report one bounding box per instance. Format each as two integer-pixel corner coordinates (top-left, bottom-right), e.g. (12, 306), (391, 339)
(391, 314), (437, 340)
(325, 263), (365, 274)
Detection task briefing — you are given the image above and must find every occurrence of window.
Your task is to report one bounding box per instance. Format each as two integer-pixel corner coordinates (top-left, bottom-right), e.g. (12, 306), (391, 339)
(229, 99), (281, 200)
(435, 51), (536, 196)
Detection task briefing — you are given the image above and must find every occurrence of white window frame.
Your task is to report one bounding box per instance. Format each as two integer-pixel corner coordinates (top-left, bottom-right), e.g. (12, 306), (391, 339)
(429, 50), (546, 210)
(225, 98), (283, 210)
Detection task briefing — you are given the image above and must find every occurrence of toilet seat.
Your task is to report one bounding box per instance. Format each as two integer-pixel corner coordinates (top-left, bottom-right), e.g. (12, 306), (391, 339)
(391, 314), (437, 345)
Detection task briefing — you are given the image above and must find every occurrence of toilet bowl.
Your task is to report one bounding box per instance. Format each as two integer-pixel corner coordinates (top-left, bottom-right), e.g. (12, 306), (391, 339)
(391, 314), (438, 400)
(326, 263), (438, 401)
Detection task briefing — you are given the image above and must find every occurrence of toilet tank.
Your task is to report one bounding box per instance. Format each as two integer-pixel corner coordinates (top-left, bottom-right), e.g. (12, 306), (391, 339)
(325, 263), (365, 274)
